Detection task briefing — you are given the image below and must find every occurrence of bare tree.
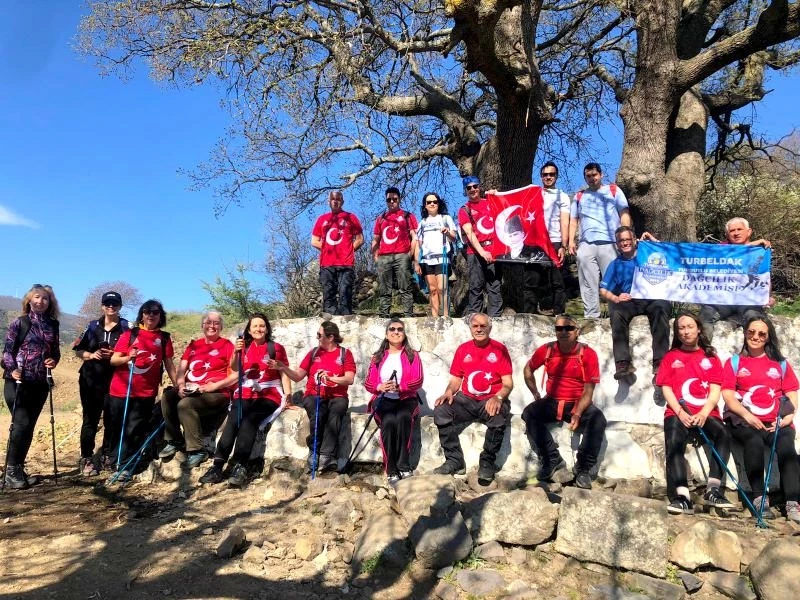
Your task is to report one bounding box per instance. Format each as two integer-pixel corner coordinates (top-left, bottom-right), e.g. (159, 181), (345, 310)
(77, 281), (143, 326)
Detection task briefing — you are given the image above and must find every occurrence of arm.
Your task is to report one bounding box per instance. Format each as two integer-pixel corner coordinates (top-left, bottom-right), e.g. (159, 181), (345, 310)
(370, 234), (380, 260)
(640, 231), (659, 242)
(568, 383), (596, 431)
(175, 359), (190, 396)
(198, 371), (239, 394)
(400, 352), (424, 394)
(408, 228), (418, 259)
(619, 208), (632, 228)
(693, 383), (721, 427)
(523, 362), (542, 401)
(721, 388), (766, 430)
(662, 385), (695, 428)
(163, 355), (177, 386)
(353, 233), (364, 251)
(311, 234), (323, 250)
(567, 217), (578, 255)
(462, 222), (493, 263)
(435, 375), (462, 406)
(281, 371), (293, 400)
(485, 373), (513, 417)
(558, 206), (569, 261)
(748, 238), (771, 249)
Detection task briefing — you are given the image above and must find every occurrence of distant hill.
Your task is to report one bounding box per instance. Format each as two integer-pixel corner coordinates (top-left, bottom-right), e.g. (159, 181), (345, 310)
(0, 295), (83, 345)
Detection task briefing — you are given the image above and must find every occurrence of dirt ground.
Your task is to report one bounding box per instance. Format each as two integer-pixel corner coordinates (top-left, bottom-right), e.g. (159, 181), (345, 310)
(0, 358), (797, 600)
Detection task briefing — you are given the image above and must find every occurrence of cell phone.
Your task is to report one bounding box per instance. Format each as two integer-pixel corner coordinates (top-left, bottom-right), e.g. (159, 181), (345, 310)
(99, 341), (111, 350)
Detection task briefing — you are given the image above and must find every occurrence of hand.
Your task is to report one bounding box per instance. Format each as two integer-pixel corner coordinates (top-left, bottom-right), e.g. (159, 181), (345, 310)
(177, 384), (187, 398)
(11, 369), (22, 381)
(378, 381), (398, 393)
(481, 249), (494, 263)
(234, 339), (245, 352)
(414, 262), (422, 275)
(43, 358), (56, 369)
(266, 359), (284, 371)
(128, 347), (139, 360)
(767, 296), (776, 308)
(678, 410), (694, 429)
(640, 231), (659, 242)
(745, 412), (766, 430)
(568, 242), (577, 256)
(557, 246), (566, 260)
(100, 347), (114, 359)
(692, 412), (708, 428)
(435, 390), (454, 407)
(617, 293), (632, 303)
(568, 413), (581, 431)
(779, 414), (795, 429)
(485, 396), (502, 417)
(90, 350), (104, 360)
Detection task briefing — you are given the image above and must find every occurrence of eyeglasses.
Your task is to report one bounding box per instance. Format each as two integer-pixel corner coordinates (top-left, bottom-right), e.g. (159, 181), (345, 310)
(746, 329), (768, 340)
(616, 237), (634, 244)
(465, 184), (480, 190)
(143, 309), (161, 315)
(387, 326), (405, 333)
(541, 172), (557, 178)
(425, 200), (438, 205)
(203, 321), (222, 326)
(555, 325), (577, 332)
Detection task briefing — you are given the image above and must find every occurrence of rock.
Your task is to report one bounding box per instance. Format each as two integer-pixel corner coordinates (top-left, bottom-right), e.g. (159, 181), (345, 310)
(243, 545), (266, 565)
(455, 568), (506, 596)
(670, 521), (742, 572)
(324, 498), (358, 532)
(339, 541), (354, 564)
(505, 579), (538, 599)
(216, 526), (246, 558)
(433, 580), (459, 600)
(508, 546), (528, 566)
(375, 487), (388, 500)
(393, 475), (456, 524)
(614, 478), (653, 498)
(295, 534), (323, 561)
(201, 527), (214, 535)
(476, 540), (505, 562)
(706, 571), (756, 600)
(677, 570), (703, 593)
(589, 584), (649, 600)
(266, 546), (287, 559)
(408, 507), (472, 569)
(311, 544), (328, 571)
(463, 488), (558, 545)
(627, 572), (685, 600)
(584, 563), (613, 576)
(436, 565), (453, 578)
(352, 512), (409, 569)
(748, 539), (800, 600)
(555, 487), (668, 577)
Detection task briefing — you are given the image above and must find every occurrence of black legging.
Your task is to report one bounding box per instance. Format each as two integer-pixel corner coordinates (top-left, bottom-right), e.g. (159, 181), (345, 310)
(664, 415), (730, 501)
(301, 395), (349, 458)
(213, 398), (278, 466)
(374, 397), (419, 475)
(3, 379), (48, 466)
(729, 422), (800, 501)
(106, 395), (158, 468)
(78, 376), (112, 458)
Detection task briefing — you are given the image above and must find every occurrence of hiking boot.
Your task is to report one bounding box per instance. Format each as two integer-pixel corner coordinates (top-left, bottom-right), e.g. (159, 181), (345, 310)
(399, 470), (413, 479)
(20, 466), (39, 486)
(4, 465), (28, 490)
(574, 471), (592, 489)
(228, 463), (248, 488)
(387, 473), (401, 485)
(186, 451), (208, 469)
(753, 496), (776, 520)
(786, 501), (800, 524)
(477, 462), (496, 486)
(317, 454), (337, 473)
(614, 361), (635, 380)
(432, 461), (466, 476)
(199, 464), (224, 485)
(158, 443), (181, 459)
(537, 457), (567, 482)
(80, 457), (99, 477)
(702, 487), (735, 509)
(306, 453), (318, 473)
(667, 497), (694, 515)
(113, 469), (132, 483)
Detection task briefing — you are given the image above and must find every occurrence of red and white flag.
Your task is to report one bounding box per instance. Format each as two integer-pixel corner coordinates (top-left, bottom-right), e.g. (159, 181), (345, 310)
(486, 185), (559, 265)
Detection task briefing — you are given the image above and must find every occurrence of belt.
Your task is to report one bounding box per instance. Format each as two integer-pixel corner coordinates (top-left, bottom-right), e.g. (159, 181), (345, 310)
(556, 398), (575, 421)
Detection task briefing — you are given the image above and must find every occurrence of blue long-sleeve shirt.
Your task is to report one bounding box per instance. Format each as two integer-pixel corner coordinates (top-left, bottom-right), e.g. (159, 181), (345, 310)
(2, 312), (60, 382)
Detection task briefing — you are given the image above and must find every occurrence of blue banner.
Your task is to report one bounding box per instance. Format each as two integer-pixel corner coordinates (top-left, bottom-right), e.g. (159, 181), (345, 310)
(631, 241), (771, 305)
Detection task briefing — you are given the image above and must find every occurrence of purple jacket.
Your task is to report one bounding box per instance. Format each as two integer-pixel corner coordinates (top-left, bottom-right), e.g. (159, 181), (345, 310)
(364, 349), (424, 402)
(2, 312), (60, 382)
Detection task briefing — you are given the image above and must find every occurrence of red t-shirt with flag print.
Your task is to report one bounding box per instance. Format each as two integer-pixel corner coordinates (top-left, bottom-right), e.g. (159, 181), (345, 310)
(450, 339), (512, 401)
(721, 354), (799, 424)
(110, 328), (174, 398)
(234, 341), (288, 404)
(300, 345), (357, 399)
(458, 198), (494, 255)
(373, 209), (418, 255)
(656, 348), (723, 420)
(181, 337), (235, 387)
(312, 211), (363, 267)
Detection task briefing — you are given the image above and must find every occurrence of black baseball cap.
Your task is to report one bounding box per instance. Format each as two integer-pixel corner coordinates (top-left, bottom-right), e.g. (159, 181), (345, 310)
(101, 291), (122, 306)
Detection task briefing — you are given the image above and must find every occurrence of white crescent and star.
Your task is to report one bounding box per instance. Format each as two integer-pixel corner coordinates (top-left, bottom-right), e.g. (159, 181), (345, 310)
(741, 385), (774, 416)
(680, 378), (707, 407)
(131, 353), (158, 375)
(382, 226), (400, 245)
(494, 205), (521, 247)
(466, 371), (493, 396)
(325, 228), (343, 246)
(243, 370), (266, 388)
(476, 216), (494, 236)
(186, 359), (211, 382)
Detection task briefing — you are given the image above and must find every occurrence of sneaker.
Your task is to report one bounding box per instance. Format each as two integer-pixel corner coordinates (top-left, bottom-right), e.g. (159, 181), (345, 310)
(667, 497), (694, 515)
(399, 470), (413, 479)
(785, 502), (800, 524)
(186, 451), (208, 469)
(574, 471), (592, 489)
(537, 457), (567, 482)
(477, 462), (496, 486)
(228, 463), (248, 488)
(113, 469), (132, 483)
(306, 454), (318, 473)
(199, 464), (224, 485)
(432, 461), (466, 476)
(753, 496), (776, 520)
(21, 467), (39, 486)
(317, 454), (337, 473)
(702, 487), (735, 509)
(614, 361), (636, 380)
(81, 457), (99, 477)
(4, 465), (28, 490)
(387, 473), (401, 485)
(158, 443), (181, 459)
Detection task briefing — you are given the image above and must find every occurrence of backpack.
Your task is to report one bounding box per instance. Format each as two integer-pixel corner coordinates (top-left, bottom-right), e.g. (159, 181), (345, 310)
(309, 345), (346, 367)
(3, 315), (60, 370)
(539, 342), (586, 421)
(574, 183), (618, 204)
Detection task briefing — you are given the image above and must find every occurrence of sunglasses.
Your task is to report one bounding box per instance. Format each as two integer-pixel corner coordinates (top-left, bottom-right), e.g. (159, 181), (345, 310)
(555, 325), (577, 332)
(316, 332), (331, 339)
(103, 302), (121, 308)
(387, 326), (405, 333)
(746, 329), (768, 340)
(541, 172), (557, 177)
(425, 200), (438, 205)
(143, 309), (161, 315)
(465, 184), (480, 190)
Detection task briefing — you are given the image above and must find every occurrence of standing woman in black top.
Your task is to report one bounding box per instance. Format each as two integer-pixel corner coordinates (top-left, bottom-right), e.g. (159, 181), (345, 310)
(72, 291), (129, 476)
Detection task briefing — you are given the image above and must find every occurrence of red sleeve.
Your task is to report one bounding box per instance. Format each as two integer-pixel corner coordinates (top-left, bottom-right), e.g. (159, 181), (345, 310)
(164, 336), (174, 359)
(450, 345), (465, 378)
(312, 214), (325, 237)
(180, 340), (194, 362)
(114, 330), (132, 353)
(350, 214), (363, 236)
(402, 351), (424, 393)
(527, 344), (548, 372)
(583, 347), (600, 384)
(498, 344), (513, 376)
(457, 206), (469, 228)
(655, 352), (673, 388)
(706, 355), (724, 386)
(408, 214), (419, 232)
(299, 350), (313, 372)
(721, 358), (736, 390)
(782, 362), (799, 393)
(343, 349), (356, 373)
(364, 359), (381, 395)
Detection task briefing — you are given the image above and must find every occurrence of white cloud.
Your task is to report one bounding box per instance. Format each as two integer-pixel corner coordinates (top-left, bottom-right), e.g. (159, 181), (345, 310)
(0, 204), (39, 228)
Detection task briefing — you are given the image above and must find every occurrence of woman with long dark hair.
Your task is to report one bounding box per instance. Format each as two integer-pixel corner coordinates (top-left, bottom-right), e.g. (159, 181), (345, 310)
(364, 319), (423, 483)
(655, 312), (733, 514)
(73, 290), (129, 476)
(722, 314), (800, 522)
(200, 313), (291, 487)
(2, 284), (61, 489)
(107, 299), (176, 481)
(414, 192), (457, 318)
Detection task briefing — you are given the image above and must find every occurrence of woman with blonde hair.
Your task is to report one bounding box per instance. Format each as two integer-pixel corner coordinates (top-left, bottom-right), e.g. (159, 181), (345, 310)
(2, 284), (61, 489)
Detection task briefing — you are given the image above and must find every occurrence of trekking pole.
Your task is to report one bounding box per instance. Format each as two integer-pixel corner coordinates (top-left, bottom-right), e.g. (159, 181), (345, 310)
(343, 370), (397, 472)
(2, 371), (23, 492)
(117, 348), (137, 469)
(311, 373), (322, 480)
(759, 396), (786, 523)
(679, 400), (765, 528)
(237, 331), (244, 429)
(46, 368), (58, 484)
(442, 231), (449, 317)
(109, 421), (165, 485)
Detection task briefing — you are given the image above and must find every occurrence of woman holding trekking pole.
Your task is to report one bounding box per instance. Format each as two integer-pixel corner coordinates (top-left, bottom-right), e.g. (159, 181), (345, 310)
(413, 192), (457, 318)
(655, 312), (733, 515)
(107, 299), (176, 481)
(364, 318), (423, 484)
(2, 284), (61, 489)
(721, 314), (800, 522)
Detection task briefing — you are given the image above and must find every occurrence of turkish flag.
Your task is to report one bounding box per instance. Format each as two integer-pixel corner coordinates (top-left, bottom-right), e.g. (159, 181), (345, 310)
(486, 185), (559, 266)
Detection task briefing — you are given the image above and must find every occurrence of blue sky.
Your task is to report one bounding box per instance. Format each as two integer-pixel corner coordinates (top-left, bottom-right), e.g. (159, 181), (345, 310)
(1, 3), (797, 315)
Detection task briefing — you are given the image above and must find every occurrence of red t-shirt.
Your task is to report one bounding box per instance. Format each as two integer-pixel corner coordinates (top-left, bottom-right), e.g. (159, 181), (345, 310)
(656, 348), (723, 420)
(110, 329), (174, 398)
(722, 354), (799, 424)
(373, 209), (418, 255)
(451, 339), (512, 401)
(182, 337), (235, 387)
(527, 342), (600, 403)
(458, 199), (494, 254)
(300, 346), (356, 399)
(235, 341), (288, 404)
(312, 211), (363, 267)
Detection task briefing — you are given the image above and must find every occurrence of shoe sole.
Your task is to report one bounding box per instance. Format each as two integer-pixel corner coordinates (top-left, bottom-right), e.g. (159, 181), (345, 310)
(667, 507), (693, 515)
